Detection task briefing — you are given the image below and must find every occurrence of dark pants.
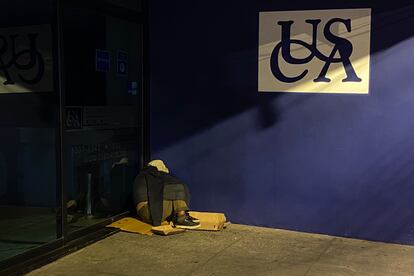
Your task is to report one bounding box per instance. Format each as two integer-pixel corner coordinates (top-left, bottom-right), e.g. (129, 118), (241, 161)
(137, 200), (188, 225)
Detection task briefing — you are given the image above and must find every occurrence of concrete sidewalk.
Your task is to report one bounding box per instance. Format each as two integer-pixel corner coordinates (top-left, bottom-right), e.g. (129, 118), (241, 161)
(29, 224), (414, 275)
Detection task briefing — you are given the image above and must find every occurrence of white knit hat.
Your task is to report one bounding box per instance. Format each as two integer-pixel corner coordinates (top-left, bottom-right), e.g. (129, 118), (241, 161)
(148, 159), (169, 173)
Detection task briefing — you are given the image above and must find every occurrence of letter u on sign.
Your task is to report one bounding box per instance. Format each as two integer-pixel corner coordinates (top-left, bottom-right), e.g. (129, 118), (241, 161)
(258, 8), (371, 94)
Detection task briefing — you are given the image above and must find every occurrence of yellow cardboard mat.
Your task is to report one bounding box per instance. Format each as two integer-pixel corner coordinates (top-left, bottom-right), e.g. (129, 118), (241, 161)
(107, 212), (229, 235)
(189, 211), (228, 231)
(107, 217), (180, 236)
(107, 217), (154, 236)
(151, 224), (186, 236)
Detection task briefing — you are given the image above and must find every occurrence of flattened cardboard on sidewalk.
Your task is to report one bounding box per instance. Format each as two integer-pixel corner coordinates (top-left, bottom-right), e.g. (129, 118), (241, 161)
(189, 211), (228, 231)
(152, 212), (229, 234)
(151, 224), (185, 235)
(107, 211), (228, 235)
(107, 217), (153, 235)
(107, 217), (182, 236)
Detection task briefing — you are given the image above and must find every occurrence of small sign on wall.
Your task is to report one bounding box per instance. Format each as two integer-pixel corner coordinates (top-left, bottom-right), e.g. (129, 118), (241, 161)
(258, 8), (371, 94)
(65, 107), (83, 130)
(0, 24), (53, 93)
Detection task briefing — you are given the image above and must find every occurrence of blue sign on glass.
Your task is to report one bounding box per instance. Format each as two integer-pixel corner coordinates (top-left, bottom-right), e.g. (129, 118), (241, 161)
(128, 81), (137, 95)
(96, 49), (110, 72)
(117, 50), (128, 76)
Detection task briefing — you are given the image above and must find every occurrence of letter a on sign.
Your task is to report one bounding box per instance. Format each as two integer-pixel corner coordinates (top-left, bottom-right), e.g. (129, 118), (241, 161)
(258, 8), (371, 94)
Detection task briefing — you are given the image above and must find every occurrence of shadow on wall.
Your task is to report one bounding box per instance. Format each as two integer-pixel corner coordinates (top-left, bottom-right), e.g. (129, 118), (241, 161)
(150, 1), (414, 244)
(150, 2), (414, 153)
(155, 33), (414, 244)
(319, 133), (414, 244)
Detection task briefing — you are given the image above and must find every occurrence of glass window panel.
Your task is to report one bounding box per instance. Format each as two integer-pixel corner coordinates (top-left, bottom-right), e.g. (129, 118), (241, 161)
(0, 0), (59, 262)
(62, 6), (142, 233)
(0, 128), (58, 261)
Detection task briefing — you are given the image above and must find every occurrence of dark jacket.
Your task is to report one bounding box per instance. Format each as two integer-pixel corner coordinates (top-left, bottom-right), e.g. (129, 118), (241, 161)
(132, 166), (190, 226)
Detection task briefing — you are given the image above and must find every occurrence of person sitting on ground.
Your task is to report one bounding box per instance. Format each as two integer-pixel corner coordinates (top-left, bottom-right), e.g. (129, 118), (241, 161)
(133, 160), (200, 229)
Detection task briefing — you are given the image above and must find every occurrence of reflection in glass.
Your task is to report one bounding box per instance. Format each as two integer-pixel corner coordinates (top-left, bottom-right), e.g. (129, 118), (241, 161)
(65, 130), (139, 232)
(0, 128), (57, 261)
(62, 6), (142, 233)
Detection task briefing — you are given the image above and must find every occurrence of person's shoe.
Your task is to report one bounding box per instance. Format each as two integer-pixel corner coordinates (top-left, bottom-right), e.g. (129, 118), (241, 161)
(185, 211), (200, 223)
(174, 215), (201, 230)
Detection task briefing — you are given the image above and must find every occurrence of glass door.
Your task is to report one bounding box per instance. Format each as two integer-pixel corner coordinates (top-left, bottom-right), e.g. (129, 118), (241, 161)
(0, 0), (61, 262)
(61, 2), (143, 234)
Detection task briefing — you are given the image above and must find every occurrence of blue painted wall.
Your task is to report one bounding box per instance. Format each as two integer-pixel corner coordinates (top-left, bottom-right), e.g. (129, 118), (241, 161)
(149, 1), (414, 244)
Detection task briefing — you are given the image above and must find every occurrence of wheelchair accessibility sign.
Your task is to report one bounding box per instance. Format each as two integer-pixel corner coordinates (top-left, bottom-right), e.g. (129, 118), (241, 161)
(258, 8), (371, 94)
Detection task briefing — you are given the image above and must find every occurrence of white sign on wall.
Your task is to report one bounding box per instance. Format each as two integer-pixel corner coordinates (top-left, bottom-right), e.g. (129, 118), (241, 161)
(258, 8), (371, 94)
(0, 25), (53, 94)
